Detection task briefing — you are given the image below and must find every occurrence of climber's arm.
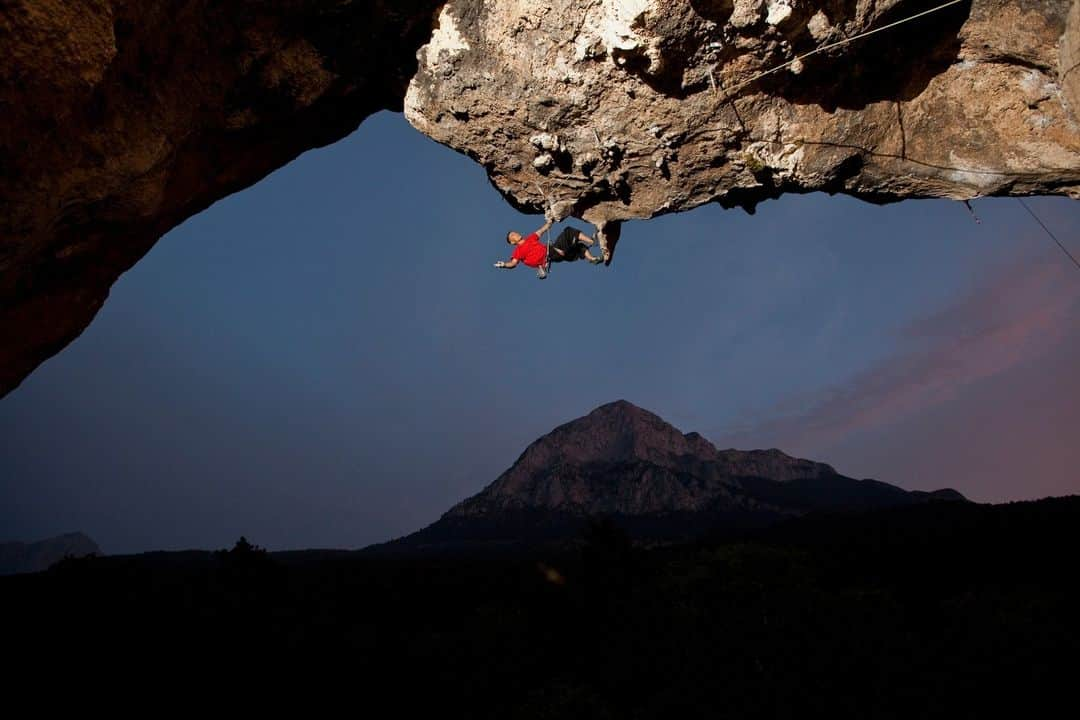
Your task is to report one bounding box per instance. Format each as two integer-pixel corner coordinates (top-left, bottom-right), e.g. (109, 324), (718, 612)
(494, 258), (519, 269)
(532, 219), (554, 237)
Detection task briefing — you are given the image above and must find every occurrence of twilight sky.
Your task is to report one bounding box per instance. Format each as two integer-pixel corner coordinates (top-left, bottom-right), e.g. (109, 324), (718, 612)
(2, 111), (1078, 554)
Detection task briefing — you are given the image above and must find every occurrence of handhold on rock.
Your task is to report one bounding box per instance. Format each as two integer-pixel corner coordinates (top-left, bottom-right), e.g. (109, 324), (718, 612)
(807, 10), (832, 41)
(601, 139), (624, 167)
(530, 133), (563, 153)
(653, 151), (670, 176)
(730, 0), (764, 29)
(579, 152), (600, 176)
(766, 1), (793, 27)
(548, 199), (576, 221)
(533, 153), (554, 171)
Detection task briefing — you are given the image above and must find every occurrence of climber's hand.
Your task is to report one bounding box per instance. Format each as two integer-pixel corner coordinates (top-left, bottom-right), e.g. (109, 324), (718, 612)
(494, 261), (507, 268)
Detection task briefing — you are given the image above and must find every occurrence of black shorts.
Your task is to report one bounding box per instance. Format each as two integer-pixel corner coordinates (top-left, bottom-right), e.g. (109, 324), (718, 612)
(549, 226), (587, 262)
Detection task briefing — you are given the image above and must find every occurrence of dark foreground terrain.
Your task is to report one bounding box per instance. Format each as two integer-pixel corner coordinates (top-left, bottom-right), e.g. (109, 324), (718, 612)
(6, 497), (1079, 715)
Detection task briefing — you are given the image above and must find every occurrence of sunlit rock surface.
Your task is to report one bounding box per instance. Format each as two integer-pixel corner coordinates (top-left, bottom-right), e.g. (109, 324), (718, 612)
(405, 0), (1080, 261)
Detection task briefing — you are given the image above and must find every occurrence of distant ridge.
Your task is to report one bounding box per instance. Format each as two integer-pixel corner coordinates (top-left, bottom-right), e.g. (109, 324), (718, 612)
(0, 532), (101, 575)
(379, 400), (965, 551)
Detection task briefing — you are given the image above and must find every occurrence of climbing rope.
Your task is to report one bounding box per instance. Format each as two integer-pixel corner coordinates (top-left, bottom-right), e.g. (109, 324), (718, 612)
(535, 182), (556, 279)
(709, 0), (1080, 276)
(1016, 198), (1080, 272)
(530, 0), (1076, 279)
(715, 0), (966, 103)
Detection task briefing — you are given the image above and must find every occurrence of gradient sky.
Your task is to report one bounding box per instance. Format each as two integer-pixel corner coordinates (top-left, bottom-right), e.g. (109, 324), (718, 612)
(2, 111), (1078, 554)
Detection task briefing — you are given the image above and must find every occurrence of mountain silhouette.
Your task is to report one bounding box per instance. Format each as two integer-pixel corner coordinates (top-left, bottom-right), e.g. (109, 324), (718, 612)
(385, 400), (964, 550)
(0, 532), (101, 575)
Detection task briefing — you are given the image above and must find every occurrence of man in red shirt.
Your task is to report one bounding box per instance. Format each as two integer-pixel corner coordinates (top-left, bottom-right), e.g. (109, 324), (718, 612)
(495, 219), (603, 279)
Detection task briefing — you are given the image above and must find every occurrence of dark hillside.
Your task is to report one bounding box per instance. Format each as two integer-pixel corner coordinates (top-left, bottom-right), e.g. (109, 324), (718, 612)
(4, 497), (1077, 714)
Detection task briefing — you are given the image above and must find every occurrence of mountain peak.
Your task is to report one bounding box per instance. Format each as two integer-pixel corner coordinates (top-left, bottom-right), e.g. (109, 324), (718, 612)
(582, 399), (673, 435)
(456, 404), (846, 517)
(589, 399), (649, 415)
(536, 400), (716, 467)
(392, 403), (966, 550)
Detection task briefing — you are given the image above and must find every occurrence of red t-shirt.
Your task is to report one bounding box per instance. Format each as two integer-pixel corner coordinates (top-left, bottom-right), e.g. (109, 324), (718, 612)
(511, 233), (547, 267)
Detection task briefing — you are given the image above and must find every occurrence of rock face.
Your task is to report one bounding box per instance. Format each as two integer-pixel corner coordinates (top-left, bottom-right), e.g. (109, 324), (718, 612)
(0, 532), (101, 575)
(0, 0), (442, 397)
(406, 0), (1080, 263)
(2, 0), (1079, 397)
(390, 400), (964, 549)
(447, 399), (836, 516)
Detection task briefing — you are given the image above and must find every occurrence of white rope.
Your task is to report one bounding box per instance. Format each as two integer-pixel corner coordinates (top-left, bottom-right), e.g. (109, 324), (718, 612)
(534, 182), (555, 242)
(534, 182), (555, 278)
(718, 0), (966, 102)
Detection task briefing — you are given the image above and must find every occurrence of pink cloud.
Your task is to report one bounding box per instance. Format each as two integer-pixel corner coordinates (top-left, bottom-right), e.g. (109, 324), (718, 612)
(725, 257), (1080, 453)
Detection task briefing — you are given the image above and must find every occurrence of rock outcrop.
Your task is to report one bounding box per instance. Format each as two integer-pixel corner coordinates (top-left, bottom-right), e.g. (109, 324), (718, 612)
(406, 0), (1080, 262)
(2, 0), (1079, 396)
(447, 399), (838, 517)
(388, 400), (965, 549)
(0, 0), (442, 397)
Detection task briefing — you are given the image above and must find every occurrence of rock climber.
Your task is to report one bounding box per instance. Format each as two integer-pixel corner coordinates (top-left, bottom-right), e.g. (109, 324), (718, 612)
(495, 219), (603, 279)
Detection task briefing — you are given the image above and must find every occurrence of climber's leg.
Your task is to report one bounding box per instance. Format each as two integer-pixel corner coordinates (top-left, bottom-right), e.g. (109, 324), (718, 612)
(549, 227), (580, 263)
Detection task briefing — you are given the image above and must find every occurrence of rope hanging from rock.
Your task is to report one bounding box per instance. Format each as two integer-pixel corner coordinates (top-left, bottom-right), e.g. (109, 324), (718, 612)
(1017, 198), (1080, 272)
(528, 0), (1078, 279)
(535, 182), (556, 279)
(718, 0), (1080, 277)
(716, 0), (966, 104)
